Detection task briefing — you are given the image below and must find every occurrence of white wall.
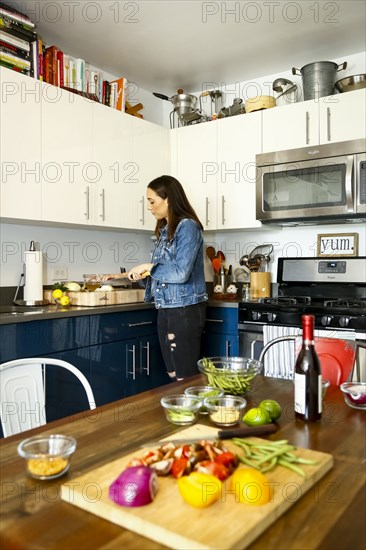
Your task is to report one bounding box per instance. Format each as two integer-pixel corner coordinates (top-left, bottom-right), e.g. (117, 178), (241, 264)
(203, 222), (366, 283)
(0, 223), (152, 286)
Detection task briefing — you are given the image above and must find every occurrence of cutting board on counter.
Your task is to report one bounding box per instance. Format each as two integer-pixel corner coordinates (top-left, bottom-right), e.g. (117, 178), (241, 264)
(60, 424), (333, 549)
(44, 289), (145, 306)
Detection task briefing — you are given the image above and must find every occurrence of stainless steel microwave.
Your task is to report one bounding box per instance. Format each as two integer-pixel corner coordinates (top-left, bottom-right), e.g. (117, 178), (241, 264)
(256, 138), (366, 225)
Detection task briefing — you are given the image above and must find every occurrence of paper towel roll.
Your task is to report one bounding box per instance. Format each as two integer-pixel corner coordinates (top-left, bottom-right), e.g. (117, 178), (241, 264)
(24, 250), (43, 302)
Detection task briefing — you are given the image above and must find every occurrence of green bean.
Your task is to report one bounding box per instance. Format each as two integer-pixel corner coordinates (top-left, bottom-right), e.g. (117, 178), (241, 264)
(232, 438), (318, 477)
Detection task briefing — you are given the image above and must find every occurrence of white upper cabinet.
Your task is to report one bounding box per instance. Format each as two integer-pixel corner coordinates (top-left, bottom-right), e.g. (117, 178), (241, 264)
(41, 84), (93, 224)
(262, 89), (366, 153)
(172, 123), (218, 230)
(0, 67), (42, 220)
(262, 100), (319, 152)
(217, 113), (262, 230)
(92, 102), (136, 229)
(133, 118), (170, 231)
(319, 89), (366, 144)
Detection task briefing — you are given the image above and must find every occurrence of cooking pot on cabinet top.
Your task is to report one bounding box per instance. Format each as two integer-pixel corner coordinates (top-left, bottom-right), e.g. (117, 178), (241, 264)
(292, 61), (347, 100)
(153, 91), (198, 117)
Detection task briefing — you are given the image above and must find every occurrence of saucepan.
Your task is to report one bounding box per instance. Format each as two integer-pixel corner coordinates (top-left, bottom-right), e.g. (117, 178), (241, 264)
(153, 91), (198, 117)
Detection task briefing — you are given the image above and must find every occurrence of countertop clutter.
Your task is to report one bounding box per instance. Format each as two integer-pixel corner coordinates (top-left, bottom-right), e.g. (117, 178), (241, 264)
(0, 376), (364, 550)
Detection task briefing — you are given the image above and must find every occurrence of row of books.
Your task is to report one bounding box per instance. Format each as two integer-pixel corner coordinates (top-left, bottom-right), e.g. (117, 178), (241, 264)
(0, 2), (128, 112)
(0, 1), (36, 74)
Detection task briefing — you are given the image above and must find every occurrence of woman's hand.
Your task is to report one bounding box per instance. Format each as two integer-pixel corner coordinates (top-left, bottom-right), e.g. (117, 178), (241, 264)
(100, 273), (126, 282)
(128, 263), (153, 281)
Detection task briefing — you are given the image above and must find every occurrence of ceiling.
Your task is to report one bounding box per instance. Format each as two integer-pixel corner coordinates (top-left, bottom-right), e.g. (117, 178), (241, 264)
(7, 0), (366, 94)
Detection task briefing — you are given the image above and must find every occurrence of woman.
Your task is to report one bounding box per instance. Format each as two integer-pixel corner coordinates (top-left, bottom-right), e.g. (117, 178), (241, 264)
(110, 175), (207, 380)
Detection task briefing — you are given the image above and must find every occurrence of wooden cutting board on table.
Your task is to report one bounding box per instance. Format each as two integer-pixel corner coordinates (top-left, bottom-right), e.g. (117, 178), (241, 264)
(60, 424), (333, 550)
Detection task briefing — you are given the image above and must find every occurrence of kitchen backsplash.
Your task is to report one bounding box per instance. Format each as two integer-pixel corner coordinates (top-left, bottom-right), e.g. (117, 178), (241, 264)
(1, 221), (365, 288)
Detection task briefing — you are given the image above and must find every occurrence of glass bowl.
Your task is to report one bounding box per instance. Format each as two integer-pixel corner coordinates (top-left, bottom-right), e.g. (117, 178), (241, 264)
(17, 434), (77, 479)
(340, 382), (366, 410)
(160, 395), (202, 425)
(203, 395), (247, 426)
(197, 357), (262, 395)
(184, 386), (225, 414)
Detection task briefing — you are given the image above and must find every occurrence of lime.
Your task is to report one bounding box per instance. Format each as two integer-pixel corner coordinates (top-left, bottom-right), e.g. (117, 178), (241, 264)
(243, 407), (271, 426)
(259, 399), (282, 421)
(52, 289), (63, 299)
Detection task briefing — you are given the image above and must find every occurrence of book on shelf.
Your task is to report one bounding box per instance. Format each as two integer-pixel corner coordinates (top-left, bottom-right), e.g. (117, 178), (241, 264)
(102, 80), (110, 106)
(63, 54), (70, 88)
(110, 77), (127, 111)
(0, 57), (28, 73)
(0, 29), (30, 51)
(0, 15), (37, 42)
(44, 45), (58, 85)
(68, 56), (77, 89)
(89, 69), (101, 97)
(0, 50), (30, 70)
(0, 2), (35, 27)
(57, 49), (64, 87)
(75, 57), (85, 91)
(0, 39), (30, 60)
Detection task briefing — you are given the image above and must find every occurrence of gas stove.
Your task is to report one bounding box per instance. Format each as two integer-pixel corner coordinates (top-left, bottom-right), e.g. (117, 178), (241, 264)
(239, 257), (366, 333)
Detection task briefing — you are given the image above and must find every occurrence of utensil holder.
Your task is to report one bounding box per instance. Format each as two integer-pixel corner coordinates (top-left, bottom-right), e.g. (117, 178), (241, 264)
(250, 272), (271, 299)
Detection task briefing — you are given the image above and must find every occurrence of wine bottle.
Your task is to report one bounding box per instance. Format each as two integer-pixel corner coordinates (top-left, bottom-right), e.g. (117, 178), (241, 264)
(294, 315), (322, 422)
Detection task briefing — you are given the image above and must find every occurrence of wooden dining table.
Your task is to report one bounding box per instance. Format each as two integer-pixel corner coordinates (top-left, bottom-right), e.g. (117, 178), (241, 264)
(0, 375), (365, 550)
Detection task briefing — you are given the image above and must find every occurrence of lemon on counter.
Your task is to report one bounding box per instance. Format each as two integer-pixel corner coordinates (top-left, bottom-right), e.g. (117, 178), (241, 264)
(52, 289), (63, 299)
(59, 295), (70, 307)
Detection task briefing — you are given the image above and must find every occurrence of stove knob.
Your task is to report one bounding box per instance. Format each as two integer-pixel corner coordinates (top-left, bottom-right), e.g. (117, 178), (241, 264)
(252, 311), (261, 321)
(321, 315), (333, 326)
(268, 312), (277, 322)
(339, 316), (351, 328)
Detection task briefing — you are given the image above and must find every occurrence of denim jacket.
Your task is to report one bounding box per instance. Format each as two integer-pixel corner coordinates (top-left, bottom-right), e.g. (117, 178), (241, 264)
(144, 218), (208, 309)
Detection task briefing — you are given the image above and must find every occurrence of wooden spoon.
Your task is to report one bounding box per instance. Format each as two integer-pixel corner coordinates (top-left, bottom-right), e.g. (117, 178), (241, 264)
(206, 246), (216, 260)
(217, 251), (225, 261)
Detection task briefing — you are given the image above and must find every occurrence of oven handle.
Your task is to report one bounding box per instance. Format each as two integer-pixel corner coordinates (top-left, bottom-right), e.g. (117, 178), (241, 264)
(345, 155), (354, 212)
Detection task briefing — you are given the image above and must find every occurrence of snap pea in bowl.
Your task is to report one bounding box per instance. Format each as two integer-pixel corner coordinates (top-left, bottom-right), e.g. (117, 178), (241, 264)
(197, 357), (262, 396)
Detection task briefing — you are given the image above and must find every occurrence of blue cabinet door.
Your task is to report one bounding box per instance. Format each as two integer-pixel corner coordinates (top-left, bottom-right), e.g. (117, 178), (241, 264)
(202, 331), (239, 357)
(138, 334), (170, 392)
(44, 348), (91, 423)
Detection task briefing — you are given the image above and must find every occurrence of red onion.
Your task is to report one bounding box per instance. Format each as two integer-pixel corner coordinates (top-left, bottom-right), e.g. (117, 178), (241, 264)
(109, 466), (159, 507)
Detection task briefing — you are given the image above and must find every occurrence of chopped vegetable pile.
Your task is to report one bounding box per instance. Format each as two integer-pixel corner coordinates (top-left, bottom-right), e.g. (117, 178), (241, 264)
(126, 440), (239, 480)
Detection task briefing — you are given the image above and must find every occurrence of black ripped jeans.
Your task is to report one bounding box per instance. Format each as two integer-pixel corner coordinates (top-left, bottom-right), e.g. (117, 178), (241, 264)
(157, 302), (207, 379)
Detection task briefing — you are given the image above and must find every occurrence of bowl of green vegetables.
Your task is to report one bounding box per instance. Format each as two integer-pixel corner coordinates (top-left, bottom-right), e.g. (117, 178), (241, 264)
(184, 386), (225, 414)
(160, 395), (202, 425)
(197, 357), (262, 396)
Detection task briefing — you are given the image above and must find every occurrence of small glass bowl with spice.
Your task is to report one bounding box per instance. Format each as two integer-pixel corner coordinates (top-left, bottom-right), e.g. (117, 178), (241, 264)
(203, 395), (247, 427)
(184, 386), (225, 414)
(17, 434), (77, 480)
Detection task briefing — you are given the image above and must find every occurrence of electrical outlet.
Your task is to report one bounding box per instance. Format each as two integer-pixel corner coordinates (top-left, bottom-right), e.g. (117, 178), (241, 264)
(52, 267), (68, 281)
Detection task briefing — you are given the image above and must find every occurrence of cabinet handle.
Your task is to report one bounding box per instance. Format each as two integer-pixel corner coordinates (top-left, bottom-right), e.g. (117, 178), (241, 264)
(345, 155), (354, 212)
(127, 344), (136, 380)
(142, 341), (150, 375)
(139, 196), (145, 225)
(225, 339), (231, 356)
(84, 186), (90, 220)
(100, 188), (105, 221)
(206, 319), (224, 323)
(205, 197), (209, 226)
(128, 321), (153, 327)
(221, 195), (226, 225)
(305, 111), (310, 144)
(327, 107), (331, 142)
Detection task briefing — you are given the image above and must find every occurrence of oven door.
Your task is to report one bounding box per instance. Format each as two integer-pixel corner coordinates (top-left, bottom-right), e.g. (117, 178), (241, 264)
(256, 154), (355, 222)
(238, 322), (264, 361)
(356, 153), (366, 214)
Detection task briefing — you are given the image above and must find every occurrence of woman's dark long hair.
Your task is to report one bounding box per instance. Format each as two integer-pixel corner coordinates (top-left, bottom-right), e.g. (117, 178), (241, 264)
(148, 175), (203, 240)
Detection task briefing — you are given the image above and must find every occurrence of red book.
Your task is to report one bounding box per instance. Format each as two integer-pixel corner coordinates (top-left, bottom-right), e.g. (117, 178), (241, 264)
(57, 49), (64, 87)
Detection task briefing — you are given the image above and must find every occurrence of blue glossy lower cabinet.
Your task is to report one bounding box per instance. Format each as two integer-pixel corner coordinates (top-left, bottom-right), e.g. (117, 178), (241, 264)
(0, 309), (169, 436)
(202, 306), (239, 357)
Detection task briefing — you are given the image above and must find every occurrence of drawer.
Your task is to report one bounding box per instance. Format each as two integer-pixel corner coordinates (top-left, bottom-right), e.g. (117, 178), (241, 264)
(204, 306), (238, 334)
(90, 309), (158, 345)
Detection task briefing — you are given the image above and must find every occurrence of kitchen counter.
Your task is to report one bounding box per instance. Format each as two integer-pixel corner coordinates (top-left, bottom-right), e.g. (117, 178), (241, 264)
(1, 376), (364, 550)
(0, 298), (242, 324)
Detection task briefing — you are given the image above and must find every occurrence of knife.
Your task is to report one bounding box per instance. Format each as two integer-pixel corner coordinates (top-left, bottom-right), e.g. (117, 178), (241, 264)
(142, 424), (276, 447)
